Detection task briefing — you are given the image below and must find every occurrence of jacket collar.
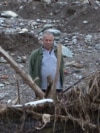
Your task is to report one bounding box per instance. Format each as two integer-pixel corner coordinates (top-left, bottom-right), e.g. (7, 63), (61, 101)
(40, 46), (57, 52)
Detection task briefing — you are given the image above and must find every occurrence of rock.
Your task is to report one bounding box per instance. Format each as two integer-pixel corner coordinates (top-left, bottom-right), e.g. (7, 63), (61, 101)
(38, 24), (54, 33)
(73, 73), (83, 79)
(81, 0), (90, 4)
(61, 45), (73, 57)
(72, 62), (84, 68)
(22, 56), (27, 63)
(0, 18), (4, 24)
(43, 24), (54, 31)
(45, 28), (61, 36)
(41, 0), (52, 5)
(54, 42), (73, 57)
(0, 83), (5, 88)
(0, 57), (7, 63)
(95, 43), (100, 50)
(72, 36), (77, 44)
(0, 11), (19, 18)
(83, 20), (88, 24)
(85, 34), (93, 44)
(17, 56), (27, 63)
(65, 61), (76, 66)
(1, 75), (8, 79)
(18, 28), (28, 34)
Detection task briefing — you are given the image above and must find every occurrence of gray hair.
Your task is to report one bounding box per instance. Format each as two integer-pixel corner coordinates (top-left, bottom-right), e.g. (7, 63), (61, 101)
(42, 31), (54, 39)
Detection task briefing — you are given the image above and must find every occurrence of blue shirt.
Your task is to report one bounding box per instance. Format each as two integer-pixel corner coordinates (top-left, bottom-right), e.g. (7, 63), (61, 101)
(41, 48), (61, 90)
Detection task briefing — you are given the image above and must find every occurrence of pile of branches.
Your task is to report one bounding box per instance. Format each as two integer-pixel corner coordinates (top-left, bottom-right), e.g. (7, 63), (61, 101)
(0, 71), (100, 133)
(56, 70), (100, 132)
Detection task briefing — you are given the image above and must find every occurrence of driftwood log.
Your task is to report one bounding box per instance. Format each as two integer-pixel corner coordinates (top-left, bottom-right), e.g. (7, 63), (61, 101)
(0, 46), (44, 99)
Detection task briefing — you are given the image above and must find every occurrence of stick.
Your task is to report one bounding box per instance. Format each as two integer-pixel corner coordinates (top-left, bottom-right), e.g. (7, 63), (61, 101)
(16, 79), (21, 104)
(0, 46), (44, 99)
(62, 77), (85, 93)
(48, 44), (62, 99)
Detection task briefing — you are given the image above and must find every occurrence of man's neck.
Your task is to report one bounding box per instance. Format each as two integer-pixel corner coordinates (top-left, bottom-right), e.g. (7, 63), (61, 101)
(42, 47), (53, 51)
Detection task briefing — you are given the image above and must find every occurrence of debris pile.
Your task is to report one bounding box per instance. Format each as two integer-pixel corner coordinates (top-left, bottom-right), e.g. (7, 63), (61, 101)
(0, 71), (100, 133)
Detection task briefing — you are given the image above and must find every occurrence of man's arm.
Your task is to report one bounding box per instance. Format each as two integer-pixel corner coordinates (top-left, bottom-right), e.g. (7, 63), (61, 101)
(29, 51), (36, 80)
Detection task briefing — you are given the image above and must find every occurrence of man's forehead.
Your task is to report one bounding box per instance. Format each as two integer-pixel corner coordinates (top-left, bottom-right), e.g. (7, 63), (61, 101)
(43, 34), (54, 39)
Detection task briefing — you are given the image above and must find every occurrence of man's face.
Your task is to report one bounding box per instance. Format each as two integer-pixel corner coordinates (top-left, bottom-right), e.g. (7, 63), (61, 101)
(42, 34), (54, 51)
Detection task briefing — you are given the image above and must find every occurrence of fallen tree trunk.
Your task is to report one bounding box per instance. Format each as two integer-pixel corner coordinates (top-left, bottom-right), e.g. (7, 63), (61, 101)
(0, 46), (44, 99)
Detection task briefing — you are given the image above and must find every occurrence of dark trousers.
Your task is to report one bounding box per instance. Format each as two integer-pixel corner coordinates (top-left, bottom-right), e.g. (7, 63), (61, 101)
(42, 89), (62, 93)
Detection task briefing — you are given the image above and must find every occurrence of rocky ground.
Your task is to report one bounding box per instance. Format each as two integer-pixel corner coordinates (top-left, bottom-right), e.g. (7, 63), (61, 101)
(0, 0), (100, 104)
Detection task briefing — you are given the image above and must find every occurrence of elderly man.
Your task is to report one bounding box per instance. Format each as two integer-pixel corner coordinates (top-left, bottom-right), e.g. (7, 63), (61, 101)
(29, 32), (64, 93)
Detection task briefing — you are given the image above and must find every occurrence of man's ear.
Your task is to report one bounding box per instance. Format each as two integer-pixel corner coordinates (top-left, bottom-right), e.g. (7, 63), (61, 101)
(39, 38), (43, 45)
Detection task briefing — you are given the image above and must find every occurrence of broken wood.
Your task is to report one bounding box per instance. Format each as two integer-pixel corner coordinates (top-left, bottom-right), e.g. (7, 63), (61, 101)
(0, 46), (44, 99)
(48, 44), (62, 99)
(16, 78), (21, 104)
(45, 75), (53, 98)
(10, 99), (54, 108)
